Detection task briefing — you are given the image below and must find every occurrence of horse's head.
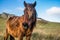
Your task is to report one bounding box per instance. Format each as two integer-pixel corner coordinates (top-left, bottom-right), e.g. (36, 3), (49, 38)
(24, 1), (36, 19)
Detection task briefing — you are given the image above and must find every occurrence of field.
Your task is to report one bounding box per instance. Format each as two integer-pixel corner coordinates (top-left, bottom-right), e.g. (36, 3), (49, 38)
(0, 18), (60, 40)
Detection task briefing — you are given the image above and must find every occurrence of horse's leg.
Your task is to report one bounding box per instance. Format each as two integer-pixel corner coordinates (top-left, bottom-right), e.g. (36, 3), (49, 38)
(10, 35), (15, 40)
(4, 29), (9, 40)
(18, 33), (23, 40)
(26, 35), (31, 40)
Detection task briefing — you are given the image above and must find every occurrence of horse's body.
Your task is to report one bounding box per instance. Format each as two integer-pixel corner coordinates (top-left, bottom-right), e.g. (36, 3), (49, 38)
(4, 1), (37, 40)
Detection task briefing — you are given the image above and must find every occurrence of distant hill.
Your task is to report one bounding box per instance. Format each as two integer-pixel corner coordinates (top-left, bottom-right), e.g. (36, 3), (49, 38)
(0, 12), (15, 19)
(0, 12), (47, 22)
(37, 18), (48, 24)
(0, 12), (60, 24)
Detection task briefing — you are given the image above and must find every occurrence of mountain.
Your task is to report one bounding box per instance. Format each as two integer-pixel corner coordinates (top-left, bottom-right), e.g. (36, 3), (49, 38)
(0, 12), (50, 24)
(0, 12), (60, 24)
(37, 18), (48, 24)
(0, 12), (15, 19)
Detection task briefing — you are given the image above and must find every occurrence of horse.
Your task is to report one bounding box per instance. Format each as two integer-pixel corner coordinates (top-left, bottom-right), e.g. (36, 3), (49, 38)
(4, 1), (37, 40)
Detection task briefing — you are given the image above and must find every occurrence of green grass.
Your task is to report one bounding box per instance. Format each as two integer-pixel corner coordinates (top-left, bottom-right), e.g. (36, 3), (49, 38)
(0, 18), (6, 34)
(0, 18), (60, 40)
(35, 21), (60, 35)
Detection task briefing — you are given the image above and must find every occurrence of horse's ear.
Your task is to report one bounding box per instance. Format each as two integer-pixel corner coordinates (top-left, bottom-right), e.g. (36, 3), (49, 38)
(33, 1), (36, 7)
(24, 1), (27, 7)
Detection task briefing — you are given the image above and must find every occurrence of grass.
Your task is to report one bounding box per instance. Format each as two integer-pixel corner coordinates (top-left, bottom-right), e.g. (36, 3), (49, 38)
(36, 20), (60, 35)
(0, 18), (60, 40)
(0, 18), (6, 34)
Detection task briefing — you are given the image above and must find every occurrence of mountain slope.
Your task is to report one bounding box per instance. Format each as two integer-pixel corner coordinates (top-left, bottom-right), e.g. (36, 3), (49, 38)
(0, 14), (60, 40)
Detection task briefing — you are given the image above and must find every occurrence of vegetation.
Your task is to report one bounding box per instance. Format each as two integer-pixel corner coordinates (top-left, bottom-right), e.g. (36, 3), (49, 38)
(0, 14), (60, 40)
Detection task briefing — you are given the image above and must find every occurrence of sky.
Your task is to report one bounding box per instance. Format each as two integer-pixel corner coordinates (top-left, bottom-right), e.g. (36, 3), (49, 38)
(0, 0), (60, 22)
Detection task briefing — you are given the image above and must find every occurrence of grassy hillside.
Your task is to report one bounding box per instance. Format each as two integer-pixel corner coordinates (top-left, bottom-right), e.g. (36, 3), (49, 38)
(0, 18), (6, 34)
(35, 20), (60, 35)
(0, 18), (60, 40)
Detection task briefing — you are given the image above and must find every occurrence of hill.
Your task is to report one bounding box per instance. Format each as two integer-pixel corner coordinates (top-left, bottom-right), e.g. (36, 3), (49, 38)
(0, 12), (60, 40)
(0, 12), (15, 19)
(0, 12), (60, 34)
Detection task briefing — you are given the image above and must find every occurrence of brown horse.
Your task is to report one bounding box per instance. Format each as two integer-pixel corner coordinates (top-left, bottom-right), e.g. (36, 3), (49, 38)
(4, 1), (37, 40)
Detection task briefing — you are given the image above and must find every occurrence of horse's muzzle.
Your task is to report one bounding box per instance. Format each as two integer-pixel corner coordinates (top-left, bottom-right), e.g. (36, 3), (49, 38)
(22, 22), (28, 29)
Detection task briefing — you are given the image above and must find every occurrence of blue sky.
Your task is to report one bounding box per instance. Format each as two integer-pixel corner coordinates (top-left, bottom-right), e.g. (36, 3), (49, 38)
(0, 0), (60, 22)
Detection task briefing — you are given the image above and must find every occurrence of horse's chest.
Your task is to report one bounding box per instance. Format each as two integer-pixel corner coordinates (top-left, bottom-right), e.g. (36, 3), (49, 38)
(22, 29), (32, 36)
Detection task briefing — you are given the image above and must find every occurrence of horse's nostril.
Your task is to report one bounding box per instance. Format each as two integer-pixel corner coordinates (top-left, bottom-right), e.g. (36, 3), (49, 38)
(22, 22), (28, 29)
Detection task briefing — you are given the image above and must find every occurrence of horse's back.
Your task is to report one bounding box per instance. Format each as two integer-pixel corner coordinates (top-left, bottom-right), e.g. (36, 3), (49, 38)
(6, 16), (20, 28)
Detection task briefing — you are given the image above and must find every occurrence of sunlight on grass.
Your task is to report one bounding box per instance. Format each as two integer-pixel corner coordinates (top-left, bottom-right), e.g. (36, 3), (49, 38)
(0, 18), (60, 40)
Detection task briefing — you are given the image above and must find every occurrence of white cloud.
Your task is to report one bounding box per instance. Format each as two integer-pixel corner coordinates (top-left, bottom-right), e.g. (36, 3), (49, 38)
(46, 7), (60, 15)
(15, 7), (24, 11)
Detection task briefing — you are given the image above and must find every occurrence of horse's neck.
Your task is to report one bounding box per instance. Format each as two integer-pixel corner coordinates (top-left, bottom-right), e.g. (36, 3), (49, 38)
(32, 13), (36, 21)
(24, 13), (29, 23)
